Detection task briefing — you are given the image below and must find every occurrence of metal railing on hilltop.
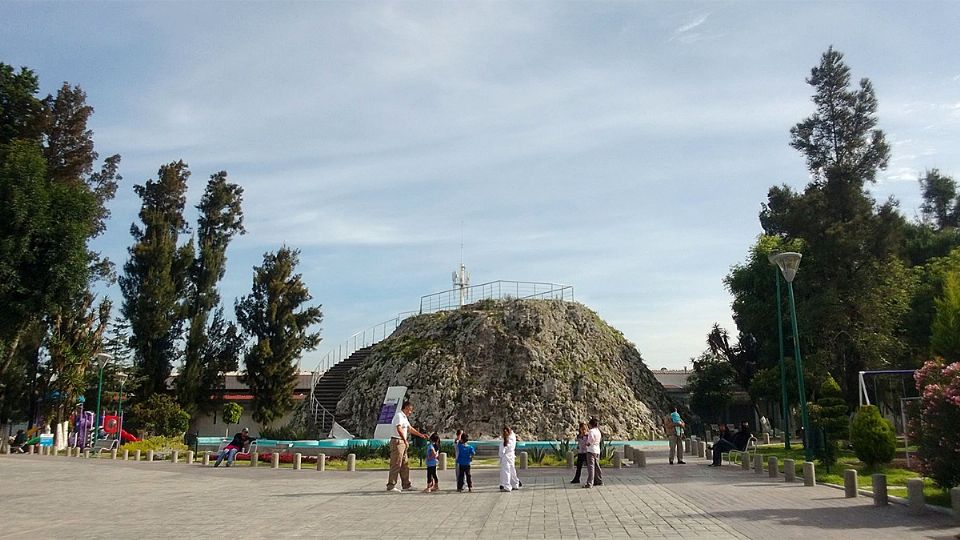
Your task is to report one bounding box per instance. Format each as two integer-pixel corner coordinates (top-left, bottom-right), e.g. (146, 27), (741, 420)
(307, 280), (574, 436)
(419, 280), (574, 314)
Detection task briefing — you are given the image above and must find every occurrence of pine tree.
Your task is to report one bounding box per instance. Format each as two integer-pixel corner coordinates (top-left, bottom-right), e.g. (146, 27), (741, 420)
(177, 172), (244, 417)
(235, 247), (322, 424)
(120, 161), (193, 399)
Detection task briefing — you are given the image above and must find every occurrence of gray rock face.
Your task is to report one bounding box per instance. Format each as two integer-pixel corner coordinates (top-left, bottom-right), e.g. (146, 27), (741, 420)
(336, 299), (674, 440)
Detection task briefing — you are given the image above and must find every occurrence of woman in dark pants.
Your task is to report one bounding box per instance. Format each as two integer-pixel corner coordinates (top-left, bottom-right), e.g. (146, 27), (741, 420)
(570, 423), (588, 484)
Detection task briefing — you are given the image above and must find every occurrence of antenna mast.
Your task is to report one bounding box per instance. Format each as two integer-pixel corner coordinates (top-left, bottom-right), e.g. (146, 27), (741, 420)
(452, 222), (469, 307)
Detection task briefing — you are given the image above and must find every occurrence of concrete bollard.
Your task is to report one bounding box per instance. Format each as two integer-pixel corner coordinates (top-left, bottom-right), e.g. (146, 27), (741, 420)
(146, 450), (154, 462)
(803, 462), (816, 487)
(201, 451), (209, 466)
(697, 441), (706, 458)
(784, 459), (796, 482)
(872, 474), (888, 506)
(844, 469), (858, 497)
(64, 447), (71, 457)
(684, 438), (692, 454)
(438, 452), (447, 471)
(83, 450), (90, 459)
(347, 453), (356, 472)
(634, 450), (646, 468)
(566, 451), (575, 469)
(294, 453), (302, 470)
(250, 452), (258, 467)
(907, 478), (924, 514)
(613, 450), (623, 469)
(622, 446), (633, 461)
(768, 456), (778, 478)
(741, 454), (750, 470)
(317, 453), (326, 471)
(28, 445), (34, 455)
(172, 450), (179, 464)
(519, 451), (528, 470)
(186, 450), (194, 464)
(951, 487), (960, 520)
(705, 446), (712, 461)
(111, 448), (118, 460)
(764, 433), (771, 445)
(271, 452), (280, 469)
(123, 449), (129, 461)
(753, 454), (763, 474)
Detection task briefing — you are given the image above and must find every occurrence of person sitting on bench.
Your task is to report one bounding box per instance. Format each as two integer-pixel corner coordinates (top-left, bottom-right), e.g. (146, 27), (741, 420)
(709, 421), (751, 466)
(214, 427), (255, 467)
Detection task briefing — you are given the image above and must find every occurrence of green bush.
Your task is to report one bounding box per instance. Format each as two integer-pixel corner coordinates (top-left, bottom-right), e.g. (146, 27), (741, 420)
(119, 435), (188, 454)
(812, 376), (849, 471)
(259, 424), (311, 440)
(549, 439), (573, 461)
(128, 395), (190, 437)
(850, 405), (896, 470)
(347, 441), (378, 460)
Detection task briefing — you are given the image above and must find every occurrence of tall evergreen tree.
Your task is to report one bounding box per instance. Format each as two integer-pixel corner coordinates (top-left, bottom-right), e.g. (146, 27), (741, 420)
(0, 64), (119, 426)
(177, 172), (244, 417)
(731, 48), (914, 404)
(235, 247), (322, 424)
(120, 161), (193, 398)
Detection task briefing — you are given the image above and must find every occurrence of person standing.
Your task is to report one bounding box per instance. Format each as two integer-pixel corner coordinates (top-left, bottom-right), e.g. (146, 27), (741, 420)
(456, 432), (476, 493)
(665, 406), (686, 465)
(386, 401), (430, 493)
(570, 423), (588, 484)
(499, 426), (521, 492)
(583, 417), (603, 488)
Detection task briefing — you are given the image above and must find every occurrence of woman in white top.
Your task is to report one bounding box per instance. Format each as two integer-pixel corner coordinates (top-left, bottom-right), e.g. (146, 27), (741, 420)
(499, 426), (522, 492)
(584, 417), (603, 488)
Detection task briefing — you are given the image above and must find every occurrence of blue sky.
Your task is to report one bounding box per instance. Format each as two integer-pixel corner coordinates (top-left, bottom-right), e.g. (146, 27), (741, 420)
(2, 2), (959, 370)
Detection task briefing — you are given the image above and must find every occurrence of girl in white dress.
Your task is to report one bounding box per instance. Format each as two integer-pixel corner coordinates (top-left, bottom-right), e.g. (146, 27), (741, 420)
(499, 426), (522, 492)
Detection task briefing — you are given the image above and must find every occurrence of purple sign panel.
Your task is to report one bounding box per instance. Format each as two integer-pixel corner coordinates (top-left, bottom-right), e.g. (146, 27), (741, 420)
(377, 403), (398, 424)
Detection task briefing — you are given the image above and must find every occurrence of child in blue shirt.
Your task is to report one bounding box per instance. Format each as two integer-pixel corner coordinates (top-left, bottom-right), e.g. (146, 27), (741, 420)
(455, 432), (476, 492)
(424, 433), (440, 493)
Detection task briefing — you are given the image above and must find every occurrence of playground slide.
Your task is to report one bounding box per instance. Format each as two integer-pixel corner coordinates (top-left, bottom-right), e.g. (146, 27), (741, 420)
(119, 429), (139, 443)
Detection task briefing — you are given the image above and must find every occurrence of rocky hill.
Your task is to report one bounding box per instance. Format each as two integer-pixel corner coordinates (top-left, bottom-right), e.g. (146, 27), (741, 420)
(336, 299), (675, 440)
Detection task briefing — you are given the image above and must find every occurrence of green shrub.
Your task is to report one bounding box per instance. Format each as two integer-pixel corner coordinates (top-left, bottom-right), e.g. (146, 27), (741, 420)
(128, 395), (190, 437)
(119, 435), (188, 454)
(850, 405), (896, 470)
(347, 441), (377, 460)
(549, 439), (573, 461)
(259, 424), (311, 440)
(812, 376), (848, 471)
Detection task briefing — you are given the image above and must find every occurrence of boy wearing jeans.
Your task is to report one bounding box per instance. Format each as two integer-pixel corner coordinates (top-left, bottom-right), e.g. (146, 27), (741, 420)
(455, 433), (476, 492)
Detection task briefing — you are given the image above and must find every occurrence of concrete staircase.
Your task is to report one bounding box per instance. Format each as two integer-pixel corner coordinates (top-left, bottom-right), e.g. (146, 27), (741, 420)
(310, 346), (373, 437)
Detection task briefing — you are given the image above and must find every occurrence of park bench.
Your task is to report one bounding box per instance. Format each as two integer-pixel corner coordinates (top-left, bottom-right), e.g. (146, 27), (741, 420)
(93, 439), (119, 455)
(725, 435), (758, 465)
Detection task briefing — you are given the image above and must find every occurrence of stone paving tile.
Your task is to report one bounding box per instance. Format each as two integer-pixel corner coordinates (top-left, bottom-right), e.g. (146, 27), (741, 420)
(1, 452), (958, 539)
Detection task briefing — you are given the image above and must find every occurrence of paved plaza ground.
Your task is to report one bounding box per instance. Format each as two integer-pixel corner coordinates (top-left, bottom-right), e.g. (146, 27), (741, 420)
(1, 451), (958, 539)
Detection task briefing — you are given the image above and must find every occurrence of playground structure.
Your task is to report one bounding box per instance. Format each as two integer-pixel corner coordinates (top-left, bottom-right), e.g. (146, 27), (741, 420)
(857, 369), (919, 466)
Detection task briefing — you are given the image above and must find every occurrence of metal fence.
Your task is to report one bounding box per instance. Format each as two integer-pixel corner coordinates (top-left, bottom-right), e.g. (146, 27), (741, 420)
(419, 280), (574, 314)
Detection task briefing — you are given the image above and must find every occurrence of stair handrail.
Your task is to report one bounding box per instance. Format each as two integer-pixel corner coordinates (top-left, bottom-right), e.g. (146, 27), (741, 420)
(310, 397), (335, 439)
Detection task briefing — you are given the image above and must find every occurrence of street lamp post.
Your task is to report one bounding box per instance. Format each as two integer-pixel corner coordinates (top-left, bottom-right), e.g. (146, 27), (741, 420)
(92, 353), (114, 448)
(770, 252), (813, 463)
(117, 372), (128, 444)
(768, 254), (791, 450)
